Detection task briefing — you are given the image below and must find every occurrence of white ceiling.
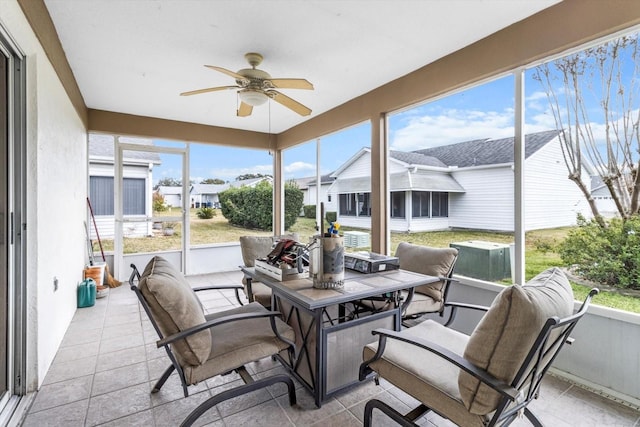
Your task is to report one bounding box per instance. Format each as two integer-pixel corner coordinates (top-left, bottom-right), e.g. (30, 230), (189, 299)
(44, 0), (560, 134)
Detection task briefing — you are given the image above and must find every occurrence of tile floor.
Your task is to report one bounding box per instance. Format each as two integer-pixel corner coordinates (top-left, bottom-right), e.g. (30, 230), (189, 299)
(20, 270), (640, 427)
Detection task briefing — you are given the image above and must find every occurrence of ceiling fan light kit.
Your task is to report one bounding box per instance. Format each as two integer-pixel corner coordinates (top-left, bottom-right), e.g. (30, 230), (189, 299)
(239, 89), (269, 106)
(181, 52), (313, 117)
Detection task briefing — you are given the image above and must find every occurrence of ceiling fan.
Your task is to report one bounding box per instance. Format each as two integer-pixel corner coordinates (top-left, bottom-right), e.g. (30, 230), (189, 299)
(180, 52), (314, 117)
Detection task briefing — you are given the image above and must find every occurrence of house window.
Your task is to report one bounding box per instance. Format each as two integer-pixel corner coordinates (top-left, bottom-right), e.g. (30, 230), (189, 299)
(339, 192), (371, 216)
(339, 193), (357, 216)
(359, 193), (371, 217)
(412, 191), (430, 217)
(90, 176), (114, 215)
(123, 178), (146, 215)
(391, 192), (406, 218)
(431, 192), (449, 217)
(90, 176), (146, 215)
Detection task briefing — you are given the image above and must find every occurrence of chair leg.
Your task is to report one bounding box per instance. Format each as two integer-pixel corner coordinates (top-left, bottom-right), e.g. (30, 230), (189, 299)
(152, 365), (176, 393)
(523, 408), (544, 427)
(234, 288), (244, 306)
(364, 399), (417, 427)
(180, 374), (296, 427)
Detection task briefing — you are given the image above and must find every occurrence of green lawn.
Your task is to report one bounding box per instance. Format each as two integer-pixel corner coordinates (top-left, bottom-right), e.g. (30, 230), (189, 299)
(95, 211), (640, 313)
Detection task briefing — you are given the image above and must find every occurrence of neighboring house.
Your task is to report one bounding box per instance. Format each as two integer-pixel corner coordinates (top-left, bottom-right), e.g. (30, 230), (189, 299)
(190, 177), (273, 208)
(590, 175), (620, 217)
(190, 183), (227, 208)
(295, 174), (337, 215)
(89, 134), (162, 239)
(328, 130), (592, 232)
(157, 186), (183, 207)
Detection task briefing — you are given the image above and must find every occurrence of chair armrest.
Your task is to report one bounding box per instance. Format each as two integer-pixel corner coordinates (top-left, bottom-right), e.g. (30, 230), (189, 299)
(193, 284), (243, 292)
(194, 283), (245, 306)
(157, 311), (295, 352)
(442, 301), (490, 326)
(444, 301), (490, 312)
(400, 276), (460, 315)
(362, 328), (520, 402)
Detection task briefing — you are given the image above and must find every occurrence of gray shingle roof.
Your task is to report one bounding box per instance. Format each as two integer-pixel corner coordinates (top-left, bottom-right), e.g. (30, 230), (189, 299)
(412, 130), (560, 167)
(389, 151), (448, 167)
(88, 134), (161, 163)
(296, 174), (336, 188)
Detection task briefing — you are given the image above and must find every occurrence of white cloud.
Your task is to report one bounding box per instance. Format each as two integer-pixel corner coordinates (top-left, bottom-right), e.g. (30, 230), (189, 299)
(389, 98), (630, 156)
(285, 161), (315, 176)
(390, 107), (515, 151)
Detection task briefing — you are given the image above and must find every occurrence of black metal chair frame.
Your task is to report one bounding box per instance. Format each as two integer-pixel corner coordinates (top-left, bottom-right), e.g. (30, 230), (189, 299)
(128, 263), (297, 427)
(350, 253), (459, 326)
(400, 253), (459, 324)
(359, 288), (599, 427)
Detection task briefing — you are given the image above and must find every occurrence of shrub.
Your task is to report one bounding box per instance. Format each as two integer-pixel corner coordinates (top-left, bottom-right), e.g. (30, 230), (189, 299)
(196, 207), (216, 219)
(530, 236), (558, 253)
(559, 214), (640, 289)
(325, 211), (337, 223)
(303, 205), (316, 218)
(218, 181), (304, 230)
(153, 192), (168, 212)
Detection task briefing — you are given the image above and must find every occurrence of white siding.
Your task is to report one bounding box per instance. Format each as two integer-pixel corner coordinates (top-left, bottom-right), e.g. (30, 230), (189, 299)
(389, 158), (407, 175)
(449, 167), (515, 231)
(339, 152), (371, 179)
(524, 140), (592, 229)
(404, 217), (451, 232)
(336, 216), (372, 230)
(163, 194), (181, 207)
(307, 183), (337, 213)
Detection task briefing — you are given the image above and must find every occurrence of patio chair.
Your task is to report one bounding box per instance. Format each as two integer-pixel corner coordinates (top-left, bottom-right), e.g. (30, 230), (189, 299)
(129, 256), (297, 427)
(239, 233), (299, 308)
(359, 267), (598, 427)
(353, 242), (458, 325)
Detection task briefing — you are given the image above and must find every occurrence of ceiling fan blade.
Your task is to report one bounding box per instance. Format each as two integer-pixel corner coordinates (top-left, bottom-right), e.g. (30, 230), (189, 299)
(180, 85), (238, 96)
(237, 102), (253, 117)
(268, 90), (312, 116)
(205, 65), (247, 81)
(268, 78), (314, 90)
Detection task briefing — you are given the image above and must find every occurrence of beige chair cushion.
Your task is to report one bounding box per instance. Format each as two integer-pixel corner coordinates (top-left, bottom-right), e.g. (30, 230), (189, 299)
(183, 302), (296, 385)
(396, 242), (458, 303)
(139, 256), (211, 366)
(400, 290), (442, 317)
(459, 267), (574, 415)
(239, 234), (299, 306)
(239, 236), (276, 268)
(363, 320), (487, 427)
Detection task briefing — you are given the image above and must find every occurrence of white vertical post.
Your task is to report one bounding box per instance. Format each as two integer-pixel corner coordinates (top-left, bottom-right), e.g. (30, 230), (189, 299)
(114, 136), (123, 278)
(316, 138), (322, 233)
(182, 145), (190, 274)
(514, 70), (526, 285)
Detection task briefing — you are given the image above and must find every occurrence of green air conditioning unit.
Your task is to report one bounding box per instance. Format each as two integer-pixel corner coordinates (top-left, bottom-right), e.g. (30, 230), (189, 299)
(449, 240), (512, 281)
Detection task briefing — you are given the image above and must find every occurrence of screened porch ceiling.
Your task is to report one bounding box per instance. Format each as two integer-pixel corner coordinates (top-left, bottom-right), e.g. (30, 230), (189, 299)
(20, 1), (639, 151)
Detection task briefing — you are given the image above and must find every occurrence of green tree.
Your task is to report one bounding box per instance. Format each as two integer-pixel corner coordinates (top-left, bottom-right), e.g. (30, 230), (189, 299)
(533, 34), (640, 225)
(218, 181), (303, 230)
(152, 191), (168, 212)
(201, 178), (225, 184)
(235, 173), (272, 181)
(156, 177), (181, 187)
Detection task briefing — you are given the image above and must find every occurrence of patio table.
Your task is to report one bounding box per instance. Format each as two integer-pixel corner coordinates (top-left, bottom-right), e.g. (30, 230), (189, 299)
(240, 266), (438, 407)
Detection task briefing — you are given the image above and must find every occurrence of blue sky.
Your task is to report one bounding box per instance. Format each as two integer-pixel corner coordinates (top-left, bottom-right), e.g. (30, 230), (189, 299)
(152, 37), (638, 185)
(153, 73), (548, 184)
